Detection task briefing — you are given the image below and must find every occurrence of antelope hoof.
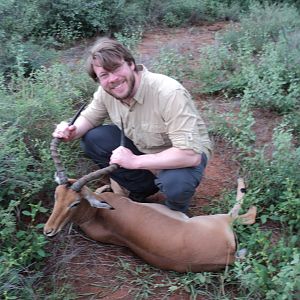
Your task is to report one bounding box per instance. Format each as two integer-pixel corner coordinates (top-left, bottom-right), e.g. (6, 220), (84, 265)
(95, 184), (112, 194)
(43, 228), (57, 237)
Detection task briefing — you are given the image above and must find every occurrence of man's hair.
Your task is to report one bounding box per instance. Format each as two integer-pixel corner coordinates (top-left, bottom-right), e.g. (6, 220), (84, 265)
(86, 37), (137, 82)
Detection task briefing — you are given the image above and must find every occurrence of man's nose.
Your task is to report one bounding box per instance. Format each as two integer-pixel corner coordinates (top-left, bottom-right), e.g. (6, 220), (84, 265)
(107, 72), (119, 82)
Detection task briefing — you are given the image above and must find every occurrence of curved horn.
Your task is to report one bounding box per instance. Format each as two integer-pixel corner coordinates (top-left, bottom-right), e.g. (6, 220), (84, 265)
(70, 117), (126, 192)
(50, 137), (68, 184)
(70, 164), (118, 192)
(51, 103), (86, 185)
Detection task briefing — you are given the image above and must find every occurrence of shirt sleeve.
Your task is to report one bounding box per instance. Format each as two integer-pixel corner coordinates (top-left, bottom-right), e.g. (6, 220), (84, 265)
(80, 87), (109, 127)
(161, 88), (212, 159)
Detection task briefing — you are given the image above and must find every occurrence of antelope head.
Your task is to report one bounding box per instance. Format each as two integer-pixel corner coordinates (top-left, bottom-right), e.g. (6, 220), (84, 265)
(44, 136), (118, 237)
(44, 180), (113, 237)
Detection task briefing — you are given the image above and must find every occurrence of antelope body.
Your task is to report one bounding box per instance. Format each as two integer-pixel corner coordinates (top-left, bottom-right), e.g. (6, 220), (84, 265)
(44, 179), (256, 273)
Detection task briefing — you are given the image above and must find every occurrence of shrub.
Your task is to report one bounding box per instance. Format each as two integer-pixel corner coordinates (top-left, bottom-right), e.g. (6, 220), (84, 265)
(204, 120), (299, 299)
(114, 26), (144, 54)
(0, 199), (48, 299)
(0, 0), (147, 76)
(158, 0), (245, 27)
(242, 123), (300, 214)
(207, 105), (256, 152)
(242, 33), (300, 113)
(233, 230), (300, 299)
(221, 1), (300, 52)
(195, 5), (300, 116)
(0, 38), (58, 78)
(151, 48), (189, 82)
(195, 38), (255, 95)
(0, 126), (51, 206)
(1, 64), (92, 132)
(0, 59), (94, 298)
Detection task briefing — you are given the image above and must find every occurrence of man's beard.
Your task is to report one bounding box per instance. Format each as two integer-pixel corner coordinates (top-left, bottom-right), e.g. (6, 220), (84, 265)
(105, 73), (136, 101)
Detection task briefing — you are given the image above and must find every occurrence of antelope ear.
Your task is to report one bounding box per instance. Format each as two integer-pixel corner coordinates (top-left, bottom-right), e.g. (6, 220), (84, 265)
(85, 194), (114, 210)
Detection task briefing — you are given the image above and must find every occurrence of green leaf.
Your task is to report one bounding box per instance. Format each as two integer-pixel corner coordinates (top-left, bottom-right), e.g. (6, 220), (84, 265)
(37, 249), (46, 257)
(261, 215), (268, 224)
(22, 210), (32, 216)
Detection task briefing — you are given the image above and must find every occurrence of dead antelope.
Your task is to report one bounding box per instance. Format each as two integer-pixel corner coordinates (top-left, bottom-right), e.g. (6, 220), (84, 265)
(44, 115), (256, 272)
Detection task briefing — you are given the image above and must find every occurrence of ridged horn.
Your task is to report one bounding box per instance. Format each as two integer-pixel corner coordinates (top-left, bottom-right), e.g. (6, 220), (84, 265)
(51, 103), (86, 185)
(50, 137), (68, 185)
(70, 164), (118, 192)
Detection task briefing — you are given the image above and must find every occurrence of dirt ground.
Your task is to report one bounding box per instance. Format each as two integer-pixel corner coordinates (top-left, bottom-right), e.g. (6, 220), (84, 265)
(40, 22), (281, 299)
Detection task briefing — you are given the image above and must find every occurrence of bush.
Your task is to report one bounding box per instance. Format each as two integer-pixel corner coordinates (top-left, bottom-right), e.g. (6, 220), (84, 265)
(207, 105), (256, 152)
(151, 48), (189, 82)
(0, 38), (58, 78)
(0, 0), (147, 76)
(221, 1), (300, 52)
(194, 3), (300, 118)
(242, 33), (300, 113)
(194, 39), (254, 95)
(242, 123), (300, 214)
(233, 231), (300, 299)
(0, 127), (51, 205)
(204, 120), (300, 299)
(0, 59), (94, 298)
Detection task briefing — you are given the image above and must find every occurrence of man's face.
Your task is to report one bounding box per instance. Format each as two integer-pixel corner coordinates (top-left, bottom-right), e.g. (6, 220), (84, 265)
(93, 60), (137, 101)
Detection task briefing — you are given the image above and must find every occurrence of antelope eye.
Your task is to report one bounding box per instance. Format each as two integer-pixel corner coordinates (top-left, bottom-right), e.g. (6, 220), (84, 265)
(69, 201), (80, 208)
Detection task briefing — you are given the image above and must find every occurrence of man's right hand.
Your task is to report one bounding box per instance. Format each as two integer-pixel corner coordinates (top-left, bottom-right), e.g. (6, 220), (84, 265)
(52, 121), (77, 141)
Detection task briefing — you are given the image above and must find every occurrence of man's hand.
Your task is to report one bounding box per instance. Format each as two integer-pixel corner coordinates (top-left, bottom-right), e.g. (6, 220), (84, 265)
(110, 146), (138, 169)
(52, 121), (77, 141)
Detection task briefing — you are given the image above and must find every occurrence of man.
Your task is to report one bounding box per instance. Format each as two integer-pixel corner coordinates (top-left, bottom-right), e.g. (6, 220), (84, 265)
(53, 37), (212, 213)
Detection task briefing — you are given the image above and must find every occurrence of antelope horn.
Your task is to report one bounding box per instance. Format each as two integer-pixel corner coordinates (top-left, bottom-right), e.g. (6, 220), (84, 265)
(70, 117), (126, 192)
(51, 103), (86, 185)
(70, 164), (118, 192)
(50, 137), (68, 184)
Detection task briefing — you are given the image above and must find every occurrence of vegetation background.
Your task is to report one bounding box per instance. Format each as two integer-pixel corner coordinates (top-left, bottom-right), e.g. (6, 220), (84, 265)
(0, 0), (299, 299)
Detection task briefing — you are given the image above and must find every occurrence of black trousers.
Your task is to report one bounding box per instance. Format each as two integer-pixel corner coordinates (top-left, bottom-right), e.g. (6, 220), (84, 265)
(81, 125), (207, 212)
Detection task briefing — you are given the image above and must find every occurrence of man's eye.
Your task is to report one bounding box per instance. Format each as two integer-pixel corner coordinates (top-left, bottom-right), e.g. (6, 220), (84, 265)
(99, 74), (108, 79)
(114, 66), (122, 72)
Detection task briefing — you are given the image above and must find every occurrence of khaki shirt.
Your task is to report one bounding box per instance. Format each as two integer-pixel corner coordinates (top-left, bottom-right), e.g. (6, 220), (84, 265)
(81, 65), (212, 159)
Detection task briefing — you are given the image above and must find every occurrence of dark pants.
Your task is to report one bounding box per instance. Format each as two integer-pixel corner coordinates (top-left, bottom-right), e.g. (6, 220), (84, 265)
(81, 125), (207, 212)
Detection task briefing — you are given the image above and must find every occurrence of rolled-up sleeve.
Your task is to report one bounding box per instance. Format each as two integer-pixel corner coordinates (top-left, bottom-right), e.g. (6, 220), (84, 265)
(162, 88), (212, 159)
(80, 87), (109, 127)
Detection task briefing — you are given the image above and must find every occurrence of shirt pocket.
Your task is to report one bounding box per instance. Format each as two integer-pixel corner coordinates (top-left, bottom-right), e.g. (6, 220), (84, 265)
(137, 123), (169, 148)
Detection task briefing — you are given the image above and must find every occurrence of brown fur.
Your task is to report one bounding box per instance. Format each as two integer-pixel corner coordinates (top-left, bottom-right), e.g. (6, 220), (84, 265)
(44, 181), (256, 273)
